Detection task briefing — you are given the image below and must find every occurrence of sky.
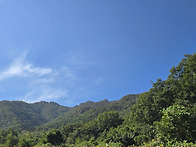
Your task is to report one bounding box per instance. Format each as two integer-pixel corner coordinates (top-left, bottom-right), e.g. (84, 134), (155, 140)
(0, 0), (195, 106)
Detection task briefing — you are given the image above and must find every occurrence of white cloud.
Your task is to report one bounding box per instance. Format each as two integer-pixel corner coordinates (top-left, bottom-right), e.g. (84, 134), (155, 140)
(23, 86), (68, 103)
(0, 51), (76, 103)
(0, 50), (52, 80)
(0, 50), (67, 103)
(33, 78), (54, 84)
(0, 50), (103, 106)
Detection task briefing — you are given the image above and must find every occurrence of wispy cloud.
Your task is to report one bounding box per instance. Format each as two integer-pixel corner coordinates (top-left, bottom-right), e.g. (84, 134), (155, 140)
(0, 50), (103, 106)
(22, 86), (68, 103)
(66, 48), (97, 70)
(0, 50), (67, 103)
(0, 51), (52, 80)
(60, 66), (76, 80)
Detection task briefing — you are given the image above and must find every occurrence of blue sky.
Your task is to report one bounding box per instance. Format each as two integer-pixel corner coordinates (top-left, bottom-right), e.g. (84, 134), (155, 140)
(0, 0), (195, 106)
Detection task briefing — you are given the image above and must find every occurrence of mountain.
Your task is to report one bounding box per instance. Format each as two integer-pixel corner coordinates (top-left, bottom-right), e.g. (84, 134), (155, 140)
(0, 101), (44, 130)
(0, 94), (138, 131)
(0, 101), (70, 131)
(31, 101), (70, 121)
(38, 94), (138, 130)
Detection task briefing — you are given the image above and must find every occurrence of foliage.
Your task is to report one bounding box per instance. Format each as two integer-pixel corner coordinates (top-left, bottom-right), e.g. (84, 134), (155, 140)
(45, 129), (64, 145)
(97, 111), (123, 131)
(0, 129), (18, 147)
(103, 125), (135, 146)
(155, 104), (195, 142)
(127, 54), (196, 145)
(170, 140), (196, 147)
(39, 95), (137, 130)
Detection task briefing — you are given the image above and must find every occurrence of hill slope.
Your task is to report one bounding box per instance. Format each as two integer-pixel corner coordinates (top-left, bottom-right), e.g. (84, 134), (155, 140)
(0, 101), (70, 131)
(38, 94), (138, 130)
(0, 94), (138, 131)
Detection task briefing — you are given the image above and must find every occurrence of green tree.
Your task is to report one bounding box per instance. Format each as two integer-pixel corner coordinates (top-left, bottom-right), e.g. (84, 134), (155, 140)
(97, 111), (123, 131)
(126, 54), (196, 145)
(168, 54), (196, 104)
(5, 129), (19, 147)
(104, 125), (135, 146)
(155, 104), (195, 143)
(45, 129), (63, 145)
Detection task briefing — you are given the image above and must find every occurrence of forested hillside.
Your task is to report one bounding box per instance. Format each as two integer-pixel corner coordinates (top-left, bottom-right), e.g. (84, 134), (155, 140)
(0, 101), (46, 130)
(0, 94), (138, 132)
(0, 54), (196, 147)
(0, 101), (70, 131)
(38, 94), (138, 130)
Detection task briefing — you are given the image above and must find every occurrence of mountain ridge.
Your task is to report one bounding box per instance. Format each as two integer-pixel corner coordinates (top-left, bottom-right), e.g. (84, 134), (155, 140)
(0, 94), (139, 131)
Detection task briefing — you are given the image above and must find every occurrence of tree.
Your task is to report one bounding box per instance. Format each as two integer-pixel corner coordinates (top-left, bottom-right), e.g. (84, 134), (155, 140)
(155, 104), (195, 142)
(45, 129), (63, 145)
(104, 125), (135, 146)
(127, 54), (196, 145)
(5, 129), (19, 147)
(97, 111), (123, 131)
(168, 53), (196, 104)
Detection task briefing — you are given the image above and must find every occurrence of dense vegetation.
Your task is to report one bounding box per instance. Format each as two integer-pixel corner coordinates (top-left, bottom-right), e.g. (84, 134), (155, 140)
(0, 54), (196, 146)
(0, 101), (70, 131)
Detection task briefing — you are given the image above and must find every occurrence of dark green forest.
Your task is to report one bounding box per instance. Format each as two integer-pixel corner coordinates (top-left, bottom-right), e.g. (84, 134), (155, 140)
(0, 54), (196, 147)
